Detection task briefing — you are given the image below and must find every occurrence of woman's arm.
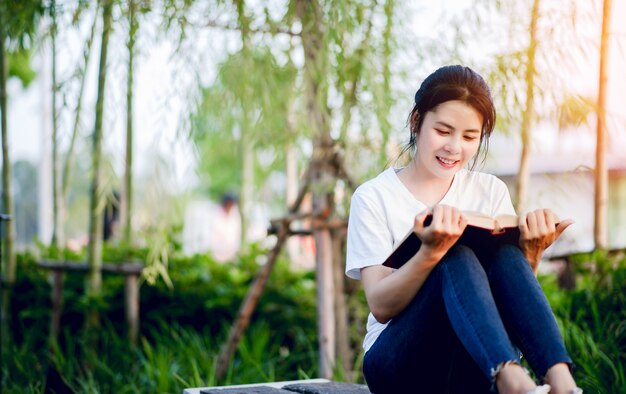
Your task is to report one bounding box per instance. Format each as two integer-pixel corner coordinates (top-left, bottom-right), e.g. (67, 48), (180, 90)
(518, 209), (574, 275)
(361, 205), (467, 323)
(361, 248), (441, 323)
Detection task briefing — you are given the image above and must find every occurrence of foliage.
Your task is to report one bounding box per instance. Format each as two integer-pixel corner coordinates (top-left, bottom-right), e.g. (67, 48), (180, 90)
(557, 94), (596, 130)
(455, 0), (594, 135)
(3, 247), (625, 392)
(191, 46), (297, 200)
(186, 0), (412, 206)
(0, 0), (44, 48)
(7, 48), (36, 87)
(539, 251), (626, 393)
(2, 244), (324, 391)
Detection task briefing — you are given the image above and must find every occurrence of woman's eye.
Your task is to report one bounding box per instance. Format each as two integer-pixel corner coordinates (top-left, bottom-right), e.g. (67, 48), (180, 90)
(436, 129), (450, 135)
(464, 136), (478, 141)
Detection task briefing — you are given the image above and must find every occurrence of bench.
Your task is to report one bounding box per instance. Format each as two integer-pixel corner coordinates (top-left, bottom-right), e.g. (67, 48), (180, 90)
(37, 260), (143, 344)
(184, 379), (371, 394)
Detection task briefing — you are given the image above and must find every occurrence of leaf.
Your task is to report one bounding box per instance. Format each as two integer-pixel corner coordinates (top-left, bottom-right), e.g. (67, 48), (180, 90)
(7, 48), (36, 87)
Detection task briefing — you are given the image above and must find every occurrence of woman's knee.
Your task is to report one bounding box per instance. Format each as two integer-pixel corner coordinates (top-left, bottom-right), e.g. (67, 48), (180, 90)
(487, 244), (535, 281)
(497, 243), (526, 259)
(442, 244), (477, 262)
(492, 244), (532, 270)
(438, 244), (482, 272)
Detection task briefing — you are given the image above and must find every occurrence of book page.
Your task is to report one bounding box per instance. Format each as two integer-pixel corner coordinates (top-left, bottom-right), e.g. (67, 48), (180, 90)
(462, 211), (497, 230)
(494, 214), (518, 229)
(461, 211), (519, 233)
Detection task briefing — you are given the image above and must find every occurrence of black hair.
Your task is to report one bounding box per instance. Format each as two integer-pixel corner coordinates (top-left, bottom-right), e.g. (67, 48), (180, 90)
(221, 192), (237, 206)
(403, 65), (496, 170)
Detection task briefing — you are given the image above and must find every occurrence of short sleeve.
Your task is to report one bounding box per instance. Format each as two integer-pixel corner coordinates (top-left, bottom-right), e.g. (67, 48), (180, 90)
(345, 188), (393, 280)
(491, 178), (516, 217)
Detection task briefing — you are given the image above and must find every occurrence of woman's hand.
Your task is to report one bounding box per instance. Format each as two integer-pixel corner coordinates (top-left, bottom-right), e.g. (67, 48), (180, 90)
(361, 205), (467, 323)
(413, 205), (467, 265)
(518, 209), (574, 274)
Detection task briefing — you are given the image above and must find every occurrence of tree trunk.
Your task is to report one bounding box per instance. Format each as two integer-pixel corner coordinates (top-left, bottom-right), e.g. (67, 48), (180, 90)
(236, 0), (252, 247)
(85, 0), (113, 339)
(285, 141), (299, 264)
(297, 0), (336, 379)
(62, 5), (99, 205)
(122, 0), (137, 247)
(338, 30), (368, 142)
(51, 0), (63, 248)
(1, 25), (17, 326)
(515, 0), (540, 214)
(239, 128), (253, 246)
(378, 0), (394, 166)
(594, 0), (611, 250)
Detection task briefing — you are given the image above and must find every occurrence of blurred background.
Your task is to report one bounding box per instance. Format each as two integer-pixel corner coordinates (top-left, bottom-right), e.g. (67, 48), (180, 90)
(1, 0), (625, 392)
(6, 0), (626, 257)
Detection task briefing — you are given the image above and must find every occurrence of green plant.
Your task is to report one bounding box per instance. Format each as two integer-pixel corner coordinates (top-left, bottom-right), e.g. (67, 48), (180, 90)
(541, 251), (626, 393)
(4, 245), (323, 392)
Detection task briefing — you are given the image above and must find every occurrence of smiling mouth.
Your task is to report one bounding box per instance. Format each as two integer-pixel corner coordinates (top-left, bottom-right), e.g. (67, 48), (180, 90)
(436, 156), (459, 167)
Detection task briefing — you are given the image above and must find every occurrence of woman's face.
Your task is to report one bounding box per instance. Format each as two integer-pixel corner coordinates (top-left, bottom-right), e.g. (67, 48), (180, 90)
(414, 100), (483, 180)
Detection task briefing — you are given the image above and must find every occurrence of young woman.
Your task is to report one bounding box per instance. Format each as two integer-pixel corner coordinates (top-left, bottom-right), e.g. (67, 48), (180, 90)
(346, 65), (581, 394)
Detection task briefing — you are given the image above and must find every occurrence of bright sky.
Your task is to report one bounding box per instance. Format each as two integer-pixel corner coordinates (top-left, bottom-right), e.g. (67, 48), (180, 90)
(7, 0), (626, 184)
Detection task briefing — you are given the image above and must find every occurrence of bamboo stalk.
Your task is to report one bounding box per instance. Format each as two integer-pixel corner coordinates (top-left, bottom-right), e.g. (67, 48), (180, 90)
(594, 0), (611, 250)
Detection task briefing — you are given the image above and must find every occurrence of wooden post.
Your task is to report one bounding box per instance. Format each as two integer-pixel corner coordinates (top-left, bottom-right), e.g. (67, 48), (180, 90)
(38, 261), (143, 346)
(214, 169), (314, 381)
(313, 197), (336, 379)
(49, 269), (64, 344)
(215, 227), (290, 381)
(332, 228), (351, 379)
(125, 272), (139, 345)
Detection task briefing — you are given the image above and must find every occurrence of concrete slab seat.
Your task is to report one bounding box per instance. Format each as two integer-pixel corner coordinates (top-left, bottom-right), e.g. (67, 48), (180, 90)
(184, 379), (371, 394)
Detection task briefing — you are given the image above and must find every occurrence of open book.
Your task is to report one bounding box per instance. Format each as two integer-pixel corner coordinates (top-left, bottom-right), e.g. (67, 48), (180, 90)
(382, 212), (520, 269)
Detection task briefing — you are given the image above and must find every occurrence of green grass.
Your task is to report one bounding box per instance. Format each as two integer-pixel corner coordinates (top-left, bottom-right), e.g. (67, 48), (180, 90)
(540, 251), (626, 393)
(2, 249), (624, 393)
(2, 319), (318, 393)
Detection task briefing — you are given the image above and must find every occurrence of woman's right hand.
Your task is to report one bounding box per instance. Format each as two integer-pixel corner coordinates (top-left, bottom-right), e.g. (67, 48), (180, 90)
(361, 205), (467, 323)
(413, 205), (467, 263)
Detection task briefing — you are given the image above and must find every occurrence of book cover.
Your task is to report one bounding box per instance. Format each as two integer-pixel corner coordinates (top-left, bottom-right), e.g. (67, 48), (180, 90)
(382, 214), (521, 269)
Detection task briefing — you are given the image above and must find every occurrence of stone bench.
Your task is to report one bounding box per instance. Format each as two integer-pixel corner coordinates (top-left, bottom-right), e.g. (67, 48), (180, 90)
(184, 379), (371, 394)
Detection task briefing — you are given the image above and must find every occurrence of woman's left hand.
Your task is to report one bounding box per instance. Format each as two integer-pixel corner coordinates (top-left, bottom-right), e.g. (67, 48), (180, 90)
(518, 209), (574, 274)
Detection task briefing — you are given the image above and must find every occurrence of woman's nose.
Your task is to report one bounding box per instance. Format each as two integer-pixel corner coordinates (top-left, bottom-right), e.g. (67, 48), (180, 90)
(444, 137), (461, 153)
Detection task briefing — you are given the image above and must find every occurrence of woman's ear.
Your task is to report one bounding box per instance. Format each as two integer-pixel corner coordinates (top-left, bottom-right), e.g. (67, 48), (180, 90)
(410, 110), (420, 134)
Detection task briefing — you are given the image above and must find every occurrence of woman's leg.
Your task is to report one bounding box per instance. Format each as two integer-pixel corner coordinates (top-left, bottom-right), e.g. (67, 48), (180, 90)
(363, 257), (463, 393)
(482, 244), (573, 379)
(439, 245), (524, 380)
(447, 326), (494, 393)
(363, 245), (521, 393)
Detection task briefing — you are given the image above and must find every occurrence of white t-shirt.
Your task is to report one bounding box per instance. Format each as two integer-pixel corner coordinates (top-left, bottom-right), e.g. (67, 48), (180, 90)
(345, 167), (516, 352)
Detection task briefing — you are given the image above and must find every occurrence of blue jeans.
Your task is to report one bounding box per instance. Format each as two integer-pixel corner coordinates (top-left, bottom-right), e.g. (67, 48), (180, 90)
(362, 244), (572, 393)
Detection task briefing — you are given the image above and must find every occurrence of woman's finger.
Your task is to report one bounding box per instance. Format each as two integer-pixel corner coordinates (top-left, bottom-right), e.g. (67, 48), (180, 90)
(519, 214), (530, 237)
(459, 213), (468, 230)
(413, 209), (431, 235)
(526, 211), (538, 236)
(545, 209), (556, 233)
(442, 205), (453, 230)
(431, 205), (443, 227)
(535, 209), (548, 235)
(556, 219), (574, 237)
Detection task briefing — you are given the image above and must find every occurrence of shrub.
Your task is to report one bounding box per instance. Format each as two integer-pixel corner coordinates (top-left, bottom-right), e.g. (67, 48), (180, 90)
(541, 251), (626, 393)
(2, 244), (322, 391)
